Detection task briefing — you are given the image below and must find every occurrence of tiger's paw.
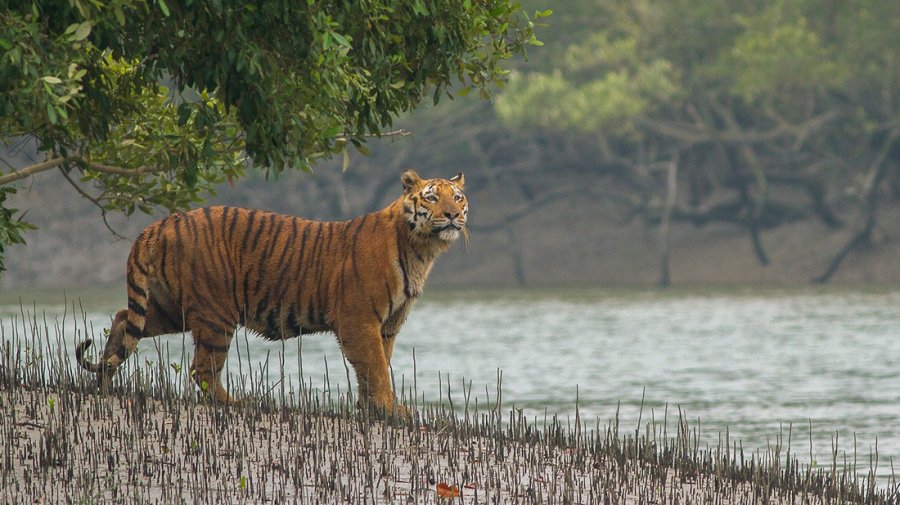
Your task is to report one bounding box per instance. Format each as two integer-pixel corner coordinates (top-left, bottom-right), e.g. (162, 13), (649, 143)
(388, 402), (413, 421)
(359, 398), (414, 423)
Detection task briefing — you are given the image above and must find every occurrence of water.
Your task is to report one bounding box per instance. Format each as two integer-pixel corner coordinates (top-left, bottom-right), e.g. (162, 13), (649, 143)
(3, 287), (899, 478)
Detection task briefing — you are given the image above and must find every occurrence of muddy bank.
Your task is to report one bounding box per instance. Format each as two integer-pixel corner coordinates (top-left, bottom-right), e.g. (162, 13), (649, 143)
(2, 382), (897, 504)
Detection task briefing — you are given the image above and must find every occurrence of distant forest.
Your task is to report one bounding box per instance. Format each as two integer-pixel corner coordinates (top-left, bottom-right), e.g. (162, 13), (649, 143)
(2, 0), (899, 289)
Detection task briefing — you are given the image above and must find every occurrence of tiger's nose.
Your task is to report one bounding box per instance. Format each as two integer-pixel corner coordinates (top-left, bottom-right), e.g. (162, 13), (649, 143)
(444, 211), (459, 219)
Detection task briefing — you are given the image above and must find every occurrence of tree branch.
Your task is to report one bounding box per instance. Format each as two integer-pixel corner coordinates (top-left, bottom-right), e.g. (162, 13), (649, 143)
(469, 184), (640, 233)
(639, 109), (844, 148)
(467, 186), (575, 233)
(0, 155), (78, 186)
(814, 128), (899, 284)
(1, 155), (168, 186)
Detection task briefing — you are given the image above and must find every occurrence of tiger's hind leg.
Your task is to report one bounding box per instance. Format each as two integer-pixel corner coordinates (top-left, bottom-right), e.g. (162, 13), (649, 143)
(78, 292), (184, 391)
(187, 313), (238, 404)
(74, 307), (138, 393)
(78, 255), (155, 388)
(93, 309), (129, 390)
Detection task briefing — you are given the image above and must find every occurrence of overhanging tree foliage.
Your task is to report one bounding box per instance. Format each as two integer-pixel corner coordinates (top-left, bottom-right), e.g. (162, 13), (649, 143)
(0, 0), (539, 273)
(496, 0), (899, 284)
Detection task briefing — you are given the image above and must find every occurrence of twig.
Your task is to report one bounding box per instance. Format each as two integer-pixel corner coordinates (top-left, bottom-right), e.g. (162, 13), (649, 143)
(334, 129), (413, 144)
(57, 167), (129, 241)
(82, 161), (168, 176)
(369, 129), (412, 138)
(16, 420), (46, 429)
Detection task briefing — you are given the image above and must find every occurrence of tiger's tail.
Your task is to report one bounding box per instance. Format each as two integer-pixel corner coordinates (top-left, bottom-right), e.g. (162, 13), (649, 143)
(74, 339), (101, 373)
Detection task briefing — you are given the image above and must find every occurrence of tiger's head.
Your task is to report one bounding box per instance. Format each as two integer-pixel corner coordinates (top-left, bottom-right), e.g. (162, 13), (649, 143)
(400, 169), (468, 243)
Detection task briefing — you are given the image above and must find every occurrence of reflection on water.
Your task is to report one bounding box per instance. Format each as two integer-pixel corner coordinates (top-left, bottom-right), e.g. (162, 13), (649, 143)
(2, 287), (899, 478)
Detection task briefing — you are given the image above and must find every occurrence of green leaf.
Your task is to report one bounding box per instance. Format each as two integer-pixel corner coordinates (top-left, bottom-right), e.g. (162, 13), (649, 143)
(46, 102), (57, 124)
(341, 147), (350, 172)
(322, 125), (342, 138)
(68, 21), (92, 42)
(114, 5), (126, 26)
(0, 38), (12, 50)
(158, 0), (171, 17)
(177, 103), (192, 126)
(41, 76), (62, 85)
(183, 165), (198, 187)
(331, 32), (351, 49)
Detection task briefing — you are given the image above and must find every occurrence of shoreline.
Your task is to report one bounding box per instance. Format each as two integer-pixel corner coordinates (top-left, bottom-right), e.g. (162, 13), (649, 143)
(2, 382), (897, 504)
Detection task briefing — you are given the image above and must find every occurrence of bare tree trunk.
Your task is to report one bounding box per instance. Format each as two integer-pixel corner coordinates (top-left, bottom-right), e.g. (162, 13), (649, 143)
(813, 214), (876, 284)
(659, 157), (678, 288)
(505, 229), (526, 286)
(712, 100), (772, 266)
(747, 221), (770, 266)
(814, 129), (898, 283)
(734, 137), (771, 266)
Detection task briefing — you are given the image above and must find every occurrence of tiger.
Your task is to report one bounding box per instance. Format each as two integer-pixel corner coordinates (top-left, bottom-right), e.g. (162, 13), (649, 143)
(75, 169), (468, 414)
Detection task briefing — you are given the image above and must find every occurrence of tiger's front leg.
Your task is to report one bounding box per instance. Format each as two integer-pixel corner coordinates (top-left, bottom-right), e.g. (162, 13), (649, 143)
(187, 312), (239, 404)
(336, 318), (407, 417)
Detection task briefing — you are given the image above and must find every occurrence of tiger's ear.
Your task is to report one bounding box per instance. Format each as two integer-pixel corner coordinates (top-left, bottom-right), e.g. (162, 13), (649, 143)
(449, 172), (465, 189)
(401, 169), (423, 193)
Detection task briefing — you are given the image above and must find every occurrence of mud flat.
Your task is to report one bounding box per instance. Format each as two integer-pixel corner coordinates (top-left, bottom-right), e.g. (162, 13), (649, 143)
(1, 314), (898, 504)
(2, 384), (898, 503)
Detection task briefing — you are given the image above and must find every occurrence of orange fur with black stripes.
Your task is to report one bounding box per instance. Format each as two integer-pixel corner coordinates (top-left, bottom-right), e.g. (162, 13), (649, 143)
(75, 169), (468, 413)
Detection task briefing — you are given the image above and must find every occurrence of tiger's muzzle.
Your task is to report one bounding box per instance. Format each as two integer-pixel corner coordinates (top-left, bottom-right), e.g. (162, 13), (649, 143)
(431, 220), (465, 241)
